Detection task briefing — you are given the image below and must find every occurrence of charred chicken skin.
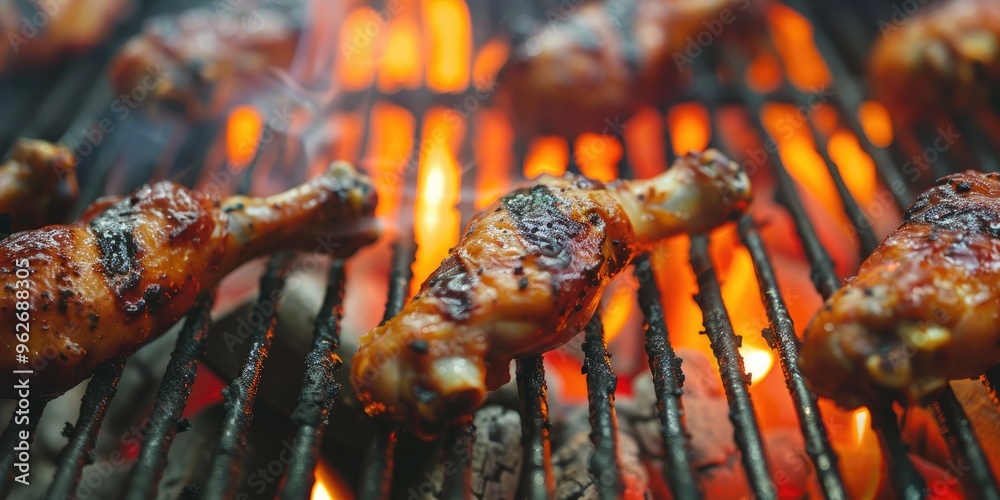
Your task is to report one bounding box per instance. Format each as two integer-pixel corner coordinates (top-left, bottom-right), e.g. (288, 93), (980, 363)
(108, 5), (300, 119)
(801, 171), (1000, 409)
(0, 0), (129, 74)
(0, 139), (78, 233)
(0, 162), (378, 399)
(351, 150), (751, 438)
(869, 0), (1000, 124)
(498, 0), (764, 137)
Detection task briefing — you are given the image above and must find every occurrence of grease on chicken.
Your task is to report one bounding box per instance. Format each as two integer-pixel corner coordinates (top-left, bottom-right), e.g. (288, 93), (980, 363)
(0, 162), (378, 398)
(869, 0), (1000, 124)
(0, 139), (78, 233)
(107, 5), (301, 119)
(498, 0), (766, 137)
(801, 171), (1000, 409)
(351, 149), (751, 438)
(0, 0), (129, 74)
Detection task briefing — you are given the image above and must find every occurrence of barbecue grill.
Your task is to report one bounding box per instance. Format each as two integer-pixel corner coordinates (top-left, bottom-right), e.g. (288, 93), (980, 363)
(1, 0), (999, 498)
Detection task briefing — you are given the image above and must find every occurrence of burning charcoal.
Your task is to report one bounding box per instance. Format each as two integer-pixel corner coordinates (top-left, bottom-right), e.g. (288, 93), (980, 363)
(469, 406), (523, 500)
(621, 349), (820, 499)
(395, 405), (523, 500)
(551, 426), (649, 500)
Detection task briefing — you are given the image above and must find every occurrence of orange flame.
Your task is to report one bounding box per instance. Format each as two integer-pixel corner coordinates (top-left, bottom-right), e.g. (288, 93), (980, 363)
(225, 106), (264, 170)
(411, 107), (464, 296)
(829, 128), (877, 206)
(601, 282), (634, 344)
(667, 103), (711, 156)
(574, 133), (621, 182)
(364, 101), (416, 222)
(858, 101), (894, 147)
(740, 346), (775, 385)
(818, 401), (881, 498)
(378, 15), (423, 92)
(853, 409), (869, 445)
(311, 457), (353, 499)
(423, 0), (471, 93)
(746, 52), (783, 93)
(524, 137), (568, 179)
(761, 103), (853, 235)
(336, 7), (381, 91)
(472, 37), (509, 92)
(474, 107), (513, 209)
(767, 4), (831, 90)
(624, 108), (667, 178)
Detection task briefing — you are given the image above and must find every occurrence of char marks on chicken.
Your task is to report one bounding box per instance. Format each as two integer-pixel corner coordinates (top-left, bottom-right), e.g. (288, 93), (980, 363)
(352, 149), (751, 438)
(0, 139), (79, 233)
(869, 0), (1000, 125)
(0, 162), (379, 398)
(108, 4), (301, 119)
(801, 171), (1000, 408)
(498, 0), (766, 137)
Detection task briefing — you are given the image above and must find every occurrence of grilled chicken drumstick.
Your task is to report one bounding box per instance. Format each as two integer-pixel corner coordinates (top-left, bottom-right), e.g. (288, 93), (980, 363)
(801, 171), (1000, 409)
(0, 139), (78, 233)
(869, 0), (1000, 125)
(351, 150), (751, 438)
(108, 5), (300, 119)
(0, 162), (378, 398)
(0, 0), (129, 75)
(499, 0), (765, 137)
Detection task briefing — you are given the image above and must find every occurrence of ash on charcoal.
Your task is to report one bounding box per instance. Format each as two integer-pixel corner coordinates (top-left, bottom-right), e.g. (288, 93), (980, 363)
(407, 405), (523, 500)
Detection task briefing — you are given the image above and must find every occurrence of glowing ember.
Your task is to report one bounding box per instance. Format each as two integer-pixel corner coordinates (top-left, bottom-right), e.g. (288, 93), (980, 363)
(225, 105), (264, 170)
(378, 15), (423, 92)
(423, 0), (471, 93)
(574, 133), (621, 182)
(858, 101), (894, 147)
(412, 107), (464, 296)
(524, 137), (568, 179)
(667, 103), (711, 156)
(767, 3), (831, 90)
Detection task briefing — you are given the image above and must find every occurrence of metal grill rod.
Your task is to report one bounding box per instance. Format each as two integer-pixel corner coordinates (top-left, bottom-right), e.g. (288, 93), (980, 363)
(44, 359), (126, 500)
(737, 217), (847, 500)
(633, 255), (701, 499)
(279, 260), (348, 500)
(689, 235), (776, 499)
(125, 295), (214, 498)
(582, 317), (624, 499)
(202, 255), (289, 499)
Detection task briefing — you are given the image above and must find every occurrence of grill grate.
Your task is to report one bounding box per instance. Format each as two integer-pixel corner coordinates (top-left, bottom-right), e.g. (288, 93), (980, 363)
(1, 1), (999, 499)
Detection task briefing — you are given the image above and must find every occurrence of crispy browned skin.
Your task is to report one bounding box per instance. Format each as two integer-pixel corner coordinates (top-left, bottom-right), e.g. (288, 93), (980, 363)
(351, 150), (751, 438)
(0, 0), (129, 74)
(0, 162), (378, 398)
(498, 0), (764, 137)
(801, 171), (1000, 409)
(869, 0), (1000, 124)
(107, 6), (299, 119)
(0, 139), (78, 233)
